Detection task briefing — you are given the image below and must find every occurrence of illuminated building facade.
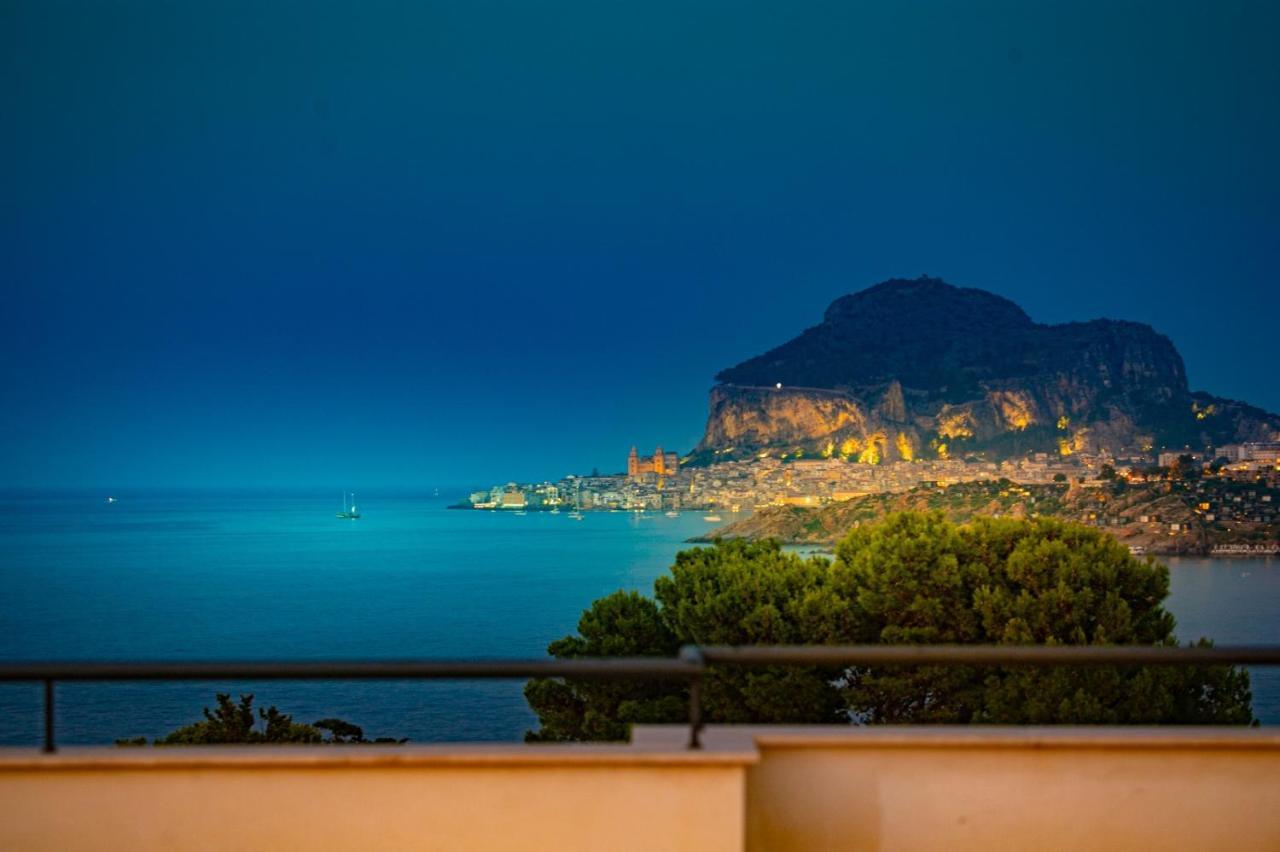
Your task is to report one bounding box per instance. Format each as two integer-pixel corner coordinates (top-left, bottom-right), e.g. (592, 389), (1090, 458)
(628, 446), (679, 478)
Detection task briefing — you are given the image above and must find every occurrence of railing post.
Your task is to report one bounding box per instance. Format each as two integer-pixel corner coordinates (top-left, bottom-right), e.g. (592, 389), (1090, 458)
(43, 679), (55, 754)
(680, 646), (706, 750)
(687, 677), (703, 750)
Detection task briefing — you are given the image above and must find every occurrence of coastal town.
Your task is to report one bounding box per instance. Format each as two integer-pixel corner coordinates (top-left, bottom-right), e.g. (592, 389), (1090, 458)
(454, 278), (1280, 557)
(460, 441), (1280, 515)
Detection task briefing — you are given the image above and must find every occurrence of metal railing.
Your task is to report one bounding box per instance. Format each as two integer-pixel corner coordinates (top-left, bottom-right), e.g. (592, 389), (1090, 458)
(4, 645), (1280, 752)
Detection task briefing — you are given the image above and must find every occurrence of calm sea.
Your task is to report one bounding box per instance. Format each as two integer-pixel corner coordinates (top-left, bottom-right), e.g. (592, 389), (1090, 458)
(0, 490), (1276, 745)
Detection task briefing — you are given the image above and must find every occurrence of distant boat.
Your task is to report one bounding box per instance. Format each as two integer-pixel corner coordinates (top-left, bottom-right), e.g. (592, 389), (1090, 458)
(550, 508), (560, 515)
(336, 492), (361, 520)
(105, 496), (117, 504)
(703, 514), (723, 522)
(665, 510), (679, 518)
(568, 510), (584, 520)
(513, 510), (528, 516)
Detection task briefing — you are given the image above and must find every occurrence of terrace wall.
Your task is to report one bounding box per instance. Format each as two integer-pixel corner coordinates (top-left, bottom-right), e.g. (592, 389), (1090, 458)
(4, 727), (1280, 850)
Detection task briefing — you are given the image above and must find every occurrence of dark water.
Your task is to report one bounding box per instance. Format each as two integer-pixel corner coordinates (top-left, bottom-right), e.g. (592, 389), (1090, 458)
(1163, 555), (1279, 722)
(0, 491), (1276, 745)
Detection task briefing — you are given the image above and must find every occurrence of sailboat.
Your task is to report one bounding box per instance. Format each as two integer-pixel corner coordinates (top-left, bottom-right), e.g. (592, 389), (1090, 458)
(336, 491), (361, 520)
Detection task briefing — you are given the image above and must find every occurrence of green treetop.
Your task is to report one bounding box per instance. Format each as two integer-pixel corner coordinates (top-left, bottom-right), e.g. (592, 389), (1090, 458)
(832, 513), (1251, 723)
(524, 512), (1253, 741)
(117, 693), (404, 745)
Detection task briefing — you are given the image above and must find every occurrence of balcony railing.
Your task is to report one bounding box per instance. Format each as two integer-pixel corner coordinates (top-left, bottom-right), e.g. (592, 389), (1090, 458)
(4, 644), (1280, 752)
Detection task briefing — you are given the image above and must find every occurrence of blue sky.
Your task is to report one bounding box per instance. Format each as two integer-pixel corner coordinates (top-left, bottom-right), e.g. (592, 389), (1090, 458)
(3, 1), (1277, 488)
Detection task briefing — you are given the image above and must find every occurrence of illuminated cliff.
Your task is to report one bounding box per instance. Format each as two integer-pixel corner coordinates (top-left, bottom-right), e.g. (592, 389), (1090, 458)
(693, 276), (1280, 461)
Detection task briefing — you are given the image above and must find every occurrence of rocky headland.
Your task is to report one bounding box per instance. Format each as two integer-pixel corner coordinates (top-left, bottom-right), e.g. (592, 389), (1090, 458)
(687, 276), (1280, 465)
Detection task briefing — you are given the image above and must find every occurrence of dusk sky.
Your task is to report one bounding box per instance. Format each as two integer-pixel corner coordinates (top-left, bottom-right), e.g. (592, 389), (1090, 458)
(3, 1), (1277, 489)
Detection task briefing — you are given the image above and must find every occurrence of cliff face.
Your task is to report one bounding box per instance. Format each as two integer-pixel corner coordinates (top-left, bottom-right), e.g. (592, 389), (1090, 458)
(694, 277), (1279, 461)
(699, 386), (869, 449)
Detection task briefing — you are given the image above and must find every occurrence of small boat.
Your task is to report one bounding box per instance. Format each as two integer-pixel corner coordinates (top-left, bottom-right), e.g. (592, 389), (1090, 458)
(665, 510), (679, 518)
(106, 496), (118, 504)
(568, 510), (584, 520)
(703, 514), (723, 522)
(550, 508), (561, 515)
(513, 510), (527, 516)
(336, 492), (361, 520)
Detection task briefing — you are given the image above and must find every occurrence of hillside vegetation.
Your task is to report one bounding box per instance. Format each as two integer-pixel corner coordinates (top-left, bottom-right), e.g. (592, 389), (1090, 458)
(694, 477), (1280, 555)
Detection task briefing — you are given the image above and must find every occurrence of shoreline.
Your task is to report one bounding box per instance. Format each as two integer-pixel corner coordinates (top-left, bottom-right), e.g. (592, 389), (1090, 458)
(686, 532), (1280, 558)
(449, 504), (722, 514)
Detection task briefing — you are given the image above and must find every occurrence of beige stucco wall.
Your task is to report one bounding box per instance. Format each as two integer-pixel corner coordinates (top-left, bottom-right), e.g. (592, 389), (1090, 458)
(0, 746), (750, 852)
(5, 729), (1280, 850)
(637, 726), (1280, 852)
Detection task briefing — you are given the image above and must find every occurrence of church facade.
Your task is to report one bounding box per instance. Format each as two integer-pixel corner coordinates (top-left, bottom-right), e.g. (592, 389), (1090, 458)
(628, 446), (679, 477)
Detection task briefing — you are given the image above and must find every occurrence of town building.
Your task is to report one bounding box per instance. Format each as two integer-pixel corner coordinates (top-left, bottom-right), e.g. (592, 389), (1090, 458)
(1216, 444), (1245, 463)
(1158, 450), (1201, 467)
(628, 446), (679, 478)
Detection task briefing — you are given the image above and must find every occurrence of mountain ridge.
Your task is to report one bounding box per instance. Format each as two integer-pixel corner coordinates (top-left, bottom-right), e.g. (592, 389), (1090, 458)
(694, 276), (1278, 462)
